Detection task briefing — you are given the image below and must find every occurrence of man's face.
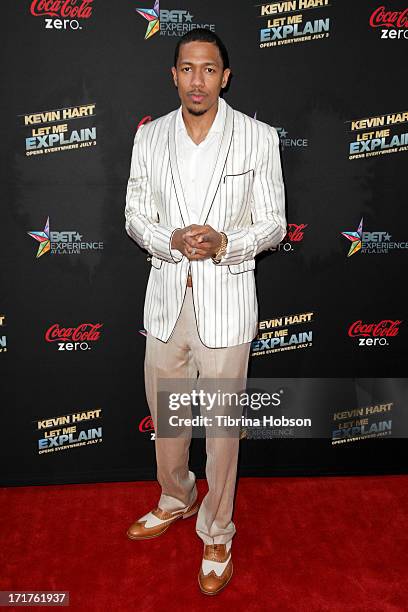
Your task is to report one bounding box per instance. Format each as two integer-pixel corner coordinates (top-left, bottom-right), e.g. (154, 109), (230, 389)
(171, 41), (230, 116)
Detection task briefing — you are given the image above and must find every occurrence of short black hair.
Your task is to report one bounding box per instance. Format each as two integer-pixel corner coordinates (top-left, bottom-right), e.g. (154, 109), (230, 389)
(173, 28), (230, 70)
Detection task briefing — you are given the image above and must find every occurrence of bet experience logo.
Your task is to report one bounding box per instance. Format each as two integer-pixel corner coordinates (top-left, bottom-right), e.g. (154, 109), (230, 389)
(135, 0), (215, 39)
(30, 0), (93, 30)
(253, 115), (309, 149)
(341, 218), (408, 256)
(27, 217), (104, 257)
(276, 126), (309, 149)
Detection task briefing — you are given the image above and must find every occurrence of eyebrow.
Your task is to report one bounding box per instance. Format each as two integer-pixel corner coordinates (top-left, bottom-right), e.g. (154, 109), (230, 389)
(179, 61), (218, 66)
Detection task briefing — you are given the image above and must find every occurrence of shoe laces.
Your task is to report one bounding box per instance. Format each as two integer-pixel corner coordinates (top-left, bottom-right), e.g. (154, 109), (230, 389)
(207, 543), (224, 560)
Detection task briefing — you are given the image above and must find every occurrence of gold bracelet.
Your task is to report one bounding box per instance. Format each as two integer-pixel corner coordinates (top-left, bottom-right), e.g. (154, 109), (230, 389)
(213, 232), (228, 261)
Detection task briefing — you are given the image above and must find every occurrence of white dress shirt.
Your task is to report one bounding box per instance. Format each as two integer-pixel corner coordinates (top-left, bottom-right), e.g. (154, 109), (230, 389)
(170, 97), (226, 262)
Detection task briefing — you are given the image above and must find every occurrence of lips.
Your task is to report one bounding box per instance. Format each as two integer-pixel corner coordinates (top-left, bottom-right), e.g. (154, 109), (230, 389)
(189, 93), (206, 103)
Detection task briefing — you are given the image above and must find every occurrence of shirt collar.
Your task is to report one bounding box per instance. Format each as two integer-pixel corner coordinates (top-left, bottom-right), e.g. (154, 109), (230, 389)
(176, 96), (226, 138)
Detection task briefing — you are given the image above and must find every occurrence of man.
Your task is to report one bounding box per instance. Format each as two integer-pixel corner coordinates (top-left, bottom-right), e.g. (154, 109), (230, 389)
(124, 28), (286, 595)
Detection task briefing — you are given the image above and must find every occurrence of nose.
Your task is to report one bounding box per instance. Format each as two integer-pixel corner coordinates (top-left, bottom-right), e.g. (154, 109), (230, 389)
(191, 68), (205, 89)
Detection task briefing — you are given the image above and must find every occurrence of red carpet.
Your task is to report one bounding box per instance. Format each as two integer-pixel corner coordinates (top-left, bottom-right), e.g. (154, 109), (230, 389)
(1, 476), (408, 611)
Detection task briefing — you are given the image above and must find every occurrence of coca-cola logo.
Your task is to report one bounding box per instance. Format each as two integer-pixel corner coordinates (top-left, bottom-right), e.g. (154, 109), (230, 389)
(139, 416), (154, 433)
(348, 320), (401, 337)
(45, 322), (103, 343)
(287, 223), (308, 242)
(30, 0), (93, 19)
(369, 6), (408, 28)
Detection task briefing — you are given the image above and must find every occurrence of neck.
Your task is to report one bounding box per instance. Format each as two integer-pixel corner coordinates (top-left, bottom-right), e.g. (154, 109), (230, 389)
(181, 98), (219, 145)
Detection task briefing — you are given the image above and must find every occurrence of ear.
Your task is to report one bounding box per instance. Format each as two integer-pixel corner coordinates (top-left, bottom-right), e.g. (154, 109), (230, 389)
(221, 68), (231, 89)
(171, 66), (178, 88)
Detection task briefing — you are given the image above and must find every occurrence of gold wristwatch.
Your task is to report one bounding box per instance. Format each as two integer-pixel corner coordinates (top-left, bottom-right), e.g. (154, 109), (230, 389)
(212, 232), (228, 263)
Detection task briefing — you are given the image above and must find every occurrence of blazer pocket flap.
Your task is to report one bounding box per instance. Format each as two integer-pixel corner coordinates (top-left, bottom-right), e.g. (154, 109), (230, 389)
(223, 169), (254, 182)
(150, 256), (163, 269)
(228, 259), (256, 274)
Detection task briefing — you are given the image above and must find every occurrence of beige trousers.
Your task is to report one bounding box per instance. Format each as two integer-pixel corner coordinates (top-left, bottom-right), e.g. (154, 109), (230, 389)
(144, 287), (251, 545)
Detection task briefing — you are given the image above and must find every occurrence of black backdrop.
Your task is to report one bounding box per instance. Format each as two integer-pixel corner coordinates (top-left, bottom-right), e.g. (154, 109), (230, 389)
(1, 0), (407, 486)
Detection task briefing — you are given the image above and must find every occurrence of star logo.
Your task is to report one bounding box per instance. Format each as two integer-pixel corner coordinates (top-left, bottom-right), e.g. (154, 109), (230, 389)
(341, 217), (363, 257)
(136, 0), (160, 39)
(28, 217), (51, 258)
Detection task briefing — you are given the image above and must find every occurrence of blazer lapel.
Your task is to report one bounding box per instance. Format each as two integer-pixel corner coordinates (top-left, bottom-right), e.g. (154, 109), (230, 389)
(168, 111), (191, 226)
(167, 99), (234, 228)
(198, 100), (234, 226)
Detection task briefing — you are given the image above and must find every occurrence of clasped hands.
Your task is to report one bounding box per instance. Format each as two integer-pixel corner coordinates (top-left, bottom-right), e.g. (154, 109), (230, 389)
(171, 224), (223, 260)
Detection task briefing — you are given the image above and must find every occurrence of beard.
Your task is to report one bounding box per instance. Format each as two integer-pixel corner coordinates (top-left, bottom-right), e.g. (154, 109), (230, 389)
(185, 105), (207, 117)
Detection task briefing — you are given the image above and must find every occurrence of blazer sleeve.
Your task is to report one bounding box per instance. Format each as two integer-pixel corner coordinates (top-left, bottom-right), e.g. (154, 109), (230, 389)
(125, 124), (183, 264)
(214, 125), (287, 266)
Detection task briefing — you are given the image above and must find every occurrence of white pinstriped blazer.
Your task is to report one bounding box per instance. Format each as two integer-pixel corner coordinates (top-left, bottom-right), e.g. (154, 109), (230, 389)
(125, 97), (286, 348)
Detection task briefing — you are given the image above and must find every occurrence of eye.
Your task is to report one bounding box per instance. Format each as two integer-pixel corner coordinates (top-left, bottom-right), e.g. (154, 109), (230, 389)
(206, 67), (215, 73)
(181, 67), (191, 72)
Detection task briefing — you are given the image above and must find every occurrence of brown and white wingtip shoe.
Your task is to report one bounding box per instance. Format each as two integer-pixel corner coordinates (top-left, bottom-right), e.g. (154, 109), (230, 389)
(126, 498), (200, 540)
(198, 541), (233, 595)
